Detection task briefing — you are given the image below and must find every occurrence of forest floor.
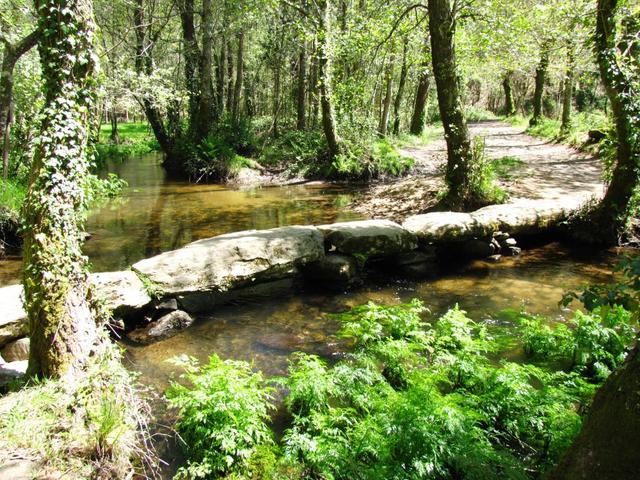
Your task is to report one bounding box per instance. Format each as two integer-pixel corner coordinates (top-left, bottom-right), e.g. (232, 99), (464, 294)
(351, 120), (605, 221)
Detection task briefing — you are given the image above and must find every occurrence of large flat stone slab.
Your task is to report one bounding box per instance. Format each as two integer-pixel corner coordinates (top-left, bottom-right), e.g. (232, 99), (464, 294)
(402, 212), (478, 242)
(132, 226), (324, 296)
(0, 285), (27, 347)
(90, 271), (152, 317)
(318, 220), (417, 256)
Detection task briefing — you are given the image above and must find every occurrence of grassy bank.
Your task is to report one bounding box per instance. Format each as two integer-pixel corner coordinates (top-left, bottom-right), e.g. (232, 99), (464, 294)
(0, 345), (157, 479)
(96, 122), (161, 165)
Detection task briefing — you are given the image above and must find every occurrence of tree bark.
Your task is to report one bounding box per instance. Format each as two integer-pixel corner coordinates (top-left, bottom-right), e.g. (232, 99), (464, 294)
(530, 43), (550, 127)
(178, 0), (201, 128)
(226, 40), (235, 118)
(410, 41), (430, 136)
(232, 31), (244, 122)
(272, 63), (281, 137)
(549, 344), (640, 479)
(109, 110), (120, 144)
(318, 0), (341, 159)
(502, 70), (516, 116)
(308, 38), (319, 128)
(378, 55), (394, 137)
(24, 0), (102, 378)
(297, 39), (308, 131)
(392, 38), (409, 135)
(217, 42), (226, 116)
(0, 30), (39, 178)
(590, 0), (640, 240)
(428, 0), (474, 209)
(560, 43), (576, 136)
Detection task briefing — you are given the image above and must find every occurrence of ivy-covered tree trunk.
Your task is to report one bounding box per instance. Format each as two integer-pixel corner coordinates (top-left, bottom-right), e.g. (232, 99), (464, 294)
(502, 70), (516, 116)
(529, 43), (550, 127)
(560, 44), (576, 136)
(392, 38), (408, 135)
(24, 0), (103, 378)
(193, 0), (215, 141)
(590, 0), (640, 241)
(318, 0), (341, 159)
(428, 0), (474, 209)
(0, 31), (39, 178)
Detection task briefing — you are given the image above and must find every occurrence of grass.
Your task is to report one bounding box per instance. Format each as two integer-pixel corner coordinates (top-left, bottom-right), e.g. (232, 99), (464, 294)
(0, 344), (158, 479)
(95, 122), (160, 165)
(504, 111), (610, 149)
(491, 155), (525, 180)
(394, 123), (443, 148)
(0, 177), (27, 215)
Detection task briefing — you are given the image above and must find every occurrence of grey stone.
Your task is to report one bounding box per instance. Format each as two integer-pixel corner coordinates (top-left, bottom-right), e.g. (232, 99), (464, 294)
(127, 310), (194, 345)
(303, 254), (360, 289)
(504, 246), (522, 257)
(154, 298), (179, 312)
(0, 284), (27, 348)
(133, 226), (324, 296)
(504, 238), (518, 247)
(392, 250), (438, 278)
(318, 220), (417, 256)
(403, 212), (478, 242)
(90, 271), (152, 317)
(178, 279), (295, 313)
(1, 337), (29, 362)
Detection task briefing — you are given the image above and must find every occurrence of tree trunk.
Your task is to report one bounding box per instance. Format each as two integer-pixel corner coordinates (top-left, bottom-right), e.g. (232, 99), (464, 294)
(272, 64), (281, 137)
(226, 40), (235, 118)
(560, 43), (576, 136)
(410, 41), (430, 136)
(530, 43), (550, 127)
(549, 344), (640, 479)
(502, 70), (516, 116)
(193, 0), (215, 141)
(217, 42), (226, 115)
(0, 30), (39, 178)
(24, 0), (102, 379)
(232, 31), (244, 122)
(309, 38), (319, 129)
(428, 0), (473, 209)
(109, 110), (120, 144)
(178, 0), (201, 129)
(297, 39), (308, 131)
(378, 55), (394, 137)
(392, 38), (409, 135)
(589, 0), (640, 240)
(318, 0), (341, 159)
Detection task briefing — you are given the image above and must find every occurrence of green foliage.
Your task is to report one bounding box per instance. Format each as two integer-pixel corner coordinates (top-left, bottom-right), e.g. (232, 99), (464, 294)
(467, 136), (508, 204)
(0, 177), (27, 215)
(166, 354), (275, 479)
(84, 173), (128, 207)
(94, 122), (160, 166)
(491, 156), (525, 180)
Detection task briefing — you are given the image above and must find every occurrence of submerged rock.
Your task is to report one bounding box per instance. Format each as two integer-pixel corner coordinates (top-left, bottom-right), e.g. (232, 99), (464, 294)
(127, 310), (194, 345)
(132, 226), (324, 296)
(319, 219), (417, 256)
(2, 338), (30, 362)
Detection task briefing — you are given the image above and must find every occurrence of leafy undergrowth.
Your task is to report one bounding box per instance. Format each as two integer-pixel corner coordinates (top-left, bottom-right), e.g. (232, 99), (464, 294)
(167, 258), (638, 480)
(0, 345), (158, 479)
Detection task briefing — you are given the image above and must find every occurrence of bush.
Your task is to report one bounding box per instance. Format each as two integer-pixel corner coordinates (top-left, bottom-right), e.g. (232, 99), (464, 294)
(166, 354), (276, 479)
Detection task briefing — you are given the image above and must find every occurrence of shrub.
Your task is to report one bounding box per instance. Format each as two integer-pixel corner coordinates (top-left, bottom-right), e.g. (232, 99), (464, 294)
(166, 354), (276, 479)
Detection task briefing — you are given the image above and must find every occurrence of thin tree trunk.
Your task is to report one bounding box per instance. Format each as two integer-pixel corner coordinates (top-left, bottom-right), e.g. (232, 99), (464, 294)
(318, 0), (341, 158)
(392, 38), (409, 135)
(560, 43), (576, 135)
(530, 43), (550, 127)
(410, 41), (431, 136)
(109, 110), (120, 144)
(309, 38), (319, 128)
(0, 30), (39, 178)
(194, 0), (214, 141)
(232, 32), (244, 122)
(378, 55), (394, 137)
(178, 0), (201, 128)
(24, 0), (102, 378)
(226, 40), (235, 117)
(217, 42), (226, 115)
(272, 64), (281, 137)
(428, 0), (474, 209)
(503, 70), (516, 116)
(297, 39), (308, 131)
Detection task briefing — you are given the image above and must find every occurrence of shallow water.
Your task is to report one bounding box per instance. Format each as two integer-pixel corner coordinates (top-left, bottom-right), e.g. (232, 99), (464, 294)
(124, 242), (619, 393)
(0, 154), (359, 285)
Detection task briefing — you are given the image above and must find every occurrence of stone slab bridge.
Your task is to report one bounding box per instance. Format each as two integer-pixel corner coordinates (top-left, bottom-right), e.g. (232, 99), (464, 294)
(0, 197), (586, 372)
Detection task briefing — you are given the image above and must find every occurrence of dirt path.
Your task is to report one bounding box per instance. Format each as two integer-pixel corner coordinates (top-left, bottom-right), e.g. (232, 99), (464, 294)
(352, 120), (605, 221)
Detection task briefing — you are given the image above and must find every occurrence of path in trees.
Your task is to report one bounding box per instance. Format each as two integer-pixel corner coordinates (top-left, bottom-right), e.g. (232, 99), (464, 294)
(352, 120), (604, 220)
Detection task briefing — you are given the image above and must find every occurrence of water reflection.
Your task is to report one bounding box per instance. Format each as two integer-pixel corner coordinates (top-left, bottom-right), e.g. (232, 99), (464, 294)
(0, 153), (361, 284)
